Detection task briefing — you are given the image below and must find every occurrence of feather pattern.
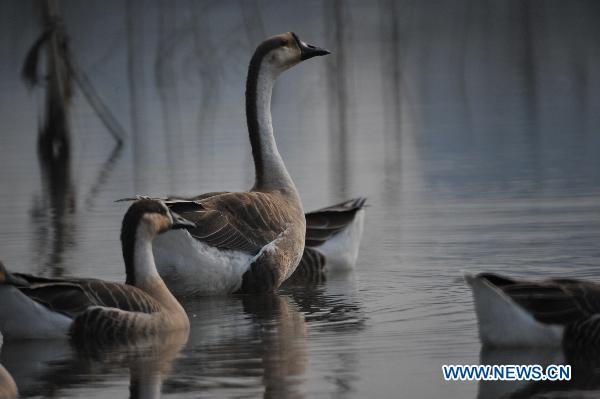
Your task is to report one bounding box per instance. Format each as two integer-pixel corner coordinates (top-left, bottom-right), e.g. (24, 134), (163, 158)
(132, 191), (305, 294)
(128, 195), (365, 290)
(305, 197), (367, 247)
(466, 272), (600, 348)
(475, 273), (600, 324)
(298, 198), (366, 273)
(12, 273), (161, 318)
(69, 306), (159, 344)
(146, 192), (301, 255)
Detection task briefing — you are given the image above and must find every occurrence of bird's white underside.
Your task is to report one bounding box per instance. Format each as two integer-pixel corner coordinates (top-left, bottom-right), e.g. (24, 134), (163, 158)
(153, 227), (289, 297)
(0, 285), (71, 339)
(318, 209), (365, 271)
(464, 272), (563, 347)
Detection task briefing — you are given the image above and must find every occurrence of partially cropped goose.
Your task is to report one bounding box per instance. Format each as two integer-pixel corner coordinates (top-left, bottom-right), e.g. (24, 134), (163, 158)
(291, 197), (366, 281)
(130, 33), (330, 296)
(0, 200), (192, 340)
(465, 272), (600, 349)
(0, 333), (17, 399)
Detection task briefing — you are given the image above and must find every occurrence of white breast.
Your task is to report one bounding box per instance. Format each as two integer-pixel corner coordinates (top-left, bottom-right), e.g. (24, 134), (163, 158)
(153, 230), (253, 296)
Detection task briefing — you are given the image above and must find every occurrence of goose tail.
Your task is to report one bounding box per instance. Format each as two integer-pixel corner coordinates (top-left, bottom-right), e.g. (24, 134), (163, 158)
(304, 197), (367, 271)
(0, 261), (71, 339)
(463, 271), (563, 347)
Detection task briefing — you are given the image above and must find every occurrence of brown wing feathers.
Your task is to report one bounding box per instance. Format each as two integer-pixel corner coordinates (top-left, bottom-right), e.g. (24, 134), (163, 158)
(285, 247), (327, 284)
(13, 273), (160, 318)
(121, 195), (366, 253)
(305, 197), (366, 247)
(481, 273), (600, 325)
(502, 283), (585, 324)
(162, 192), (296, 255)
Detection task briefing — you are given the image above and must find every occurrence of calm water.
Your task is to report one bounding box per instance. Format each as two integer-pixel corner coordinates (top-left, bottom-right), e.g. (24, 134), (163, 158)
(1, 1), (600, 398)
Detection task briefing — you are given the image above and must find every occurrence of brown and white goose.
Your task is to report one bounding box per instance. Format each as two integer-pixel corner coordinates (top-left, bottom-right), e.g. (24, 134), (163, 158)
(0, 200), (191, 340)
(465, 272), (600, 349)
(132, 33), (329, 296)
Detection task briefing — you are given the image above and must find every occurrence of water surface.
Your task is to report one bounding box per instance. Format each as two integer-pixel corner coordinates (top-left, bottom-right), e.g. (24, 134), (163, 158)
(1, 1), (600, 398)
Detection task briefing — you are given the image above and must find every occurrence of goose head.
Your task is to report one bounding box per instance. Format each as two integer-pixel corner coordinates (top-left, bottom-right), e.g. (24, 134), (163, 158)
(252, 32), (330, 75)
(122, 199), (194, 237)
(121, 200), (195, 285)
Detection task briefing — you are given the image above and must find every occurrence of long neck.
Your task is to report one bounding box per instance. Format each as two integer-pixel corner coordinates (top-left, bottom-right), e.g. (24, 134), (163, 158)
(122, 225), (181, 311)
(246, 57), (296, 194)
(131, 225), (161, 284)
(123, 224), (156, 286)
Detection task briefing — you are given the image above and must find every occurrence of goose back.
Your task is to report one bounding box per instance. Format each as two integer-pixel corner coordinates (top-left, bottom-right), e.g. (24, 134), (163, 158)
(12, 273), (162, 318)
(475, 273), (600, 325)
(163, 191), (304, 255)
(465, 272), (600, 347)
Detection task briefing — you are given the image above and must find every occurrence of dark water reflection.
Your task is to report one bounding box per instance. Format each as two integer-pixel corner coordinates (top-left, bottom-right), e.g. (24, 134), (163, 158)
(478, 346), (600, 399)
(163, 276), (365, 398)
(0, 0), (600, 397)
(1, 329), (187, 398)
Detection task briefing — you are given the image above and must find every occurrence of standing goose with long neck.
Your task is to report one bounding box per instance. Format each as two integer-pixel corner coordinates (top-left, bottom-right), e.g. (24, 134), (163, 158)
(144, 32), (329, 296)
(0, 200), (191, 340)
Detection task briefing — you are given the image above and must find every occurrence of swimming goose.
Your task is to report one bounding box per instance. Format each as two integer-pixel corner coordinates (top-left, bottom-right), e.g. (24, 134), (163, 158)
(0, 199), (192, 340)
(465, 272), (600, 349)
(130, 33), (329, 296)
(289, 197), (366, 282)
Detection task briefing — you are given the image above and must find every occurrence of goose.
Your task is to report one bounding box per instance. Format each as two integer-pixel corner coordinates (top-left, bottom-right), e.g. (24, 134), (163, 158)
(127, 33), (330, 296)
(0, 199), (192, 340)
(290, 197), (367, 282)
(465, 272), (600, 349)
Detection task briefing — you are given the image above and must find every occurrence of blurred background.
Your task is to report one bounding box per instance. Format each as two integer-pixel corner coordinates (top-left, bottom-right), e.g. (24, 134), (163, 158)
(0, 0), (599, 398)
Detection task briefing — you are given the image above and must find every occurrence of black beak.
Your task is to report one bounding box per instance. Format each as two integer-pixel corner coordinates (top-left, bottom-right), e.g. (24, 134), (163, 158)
(169, 209), (196, 229)
(292, 32), (330, 60)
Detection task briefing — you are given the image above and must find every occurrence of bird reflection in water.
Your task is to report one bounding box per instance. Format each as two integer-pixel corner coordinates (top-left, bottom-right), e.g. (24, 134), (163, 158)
(163, 273), (366, 398)
(0, 329), (188, 399)
(242, 294), (308, 399)
(165, 294), (308, 398)
(283, 275), (367, 397)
